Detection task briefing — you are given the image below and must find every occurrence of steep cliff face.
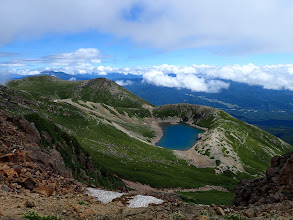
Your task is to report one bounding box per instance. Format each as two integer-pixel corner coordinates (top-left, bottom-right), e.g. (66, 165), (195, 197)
(234, 151), (293, 206)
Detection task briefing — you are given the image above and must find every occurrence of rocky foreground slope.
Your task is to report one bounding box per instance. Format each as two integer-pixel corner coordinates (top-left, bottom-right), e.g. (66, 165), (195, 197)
(0, 107), (125, 193)
(234, 151), (293, 206)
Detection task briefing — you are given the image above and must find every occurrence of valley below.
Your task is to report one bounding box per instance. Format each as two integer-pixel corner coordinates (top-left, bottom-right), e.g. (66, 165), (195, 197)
(1, 75), (293, 219)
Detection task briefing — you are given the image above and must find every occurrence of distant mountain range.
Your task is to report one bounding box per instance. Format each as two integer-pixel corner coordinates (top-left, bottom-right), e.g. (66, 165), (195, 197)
(12, 70), (141, 81)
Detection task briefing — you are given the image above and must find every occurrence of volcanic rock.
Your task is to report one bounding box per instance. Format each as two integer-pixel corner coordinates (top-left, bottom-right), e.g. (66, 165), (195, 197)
(34, 184), (54, 197)
(25, 200), (35, 208)
(0, 185), (10, 192)
(22, 177), (37, 190)
(234, 151), (293, 206)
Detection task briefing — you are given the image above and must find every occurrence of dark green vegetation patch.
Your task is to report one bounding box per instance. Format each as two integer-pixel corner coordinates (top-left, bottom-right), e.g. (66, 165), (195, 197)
(179, 190), (235, 206)
(23, 211), (61, 220)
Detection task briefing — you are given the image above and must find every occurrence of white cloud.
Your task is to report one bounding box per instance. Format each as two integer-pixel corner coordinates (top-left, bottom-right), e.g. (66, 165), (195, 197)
(0, 48), (103, 73)
(0, 63), (26, 68)
(115, 80), (133, 86)
(45, 48), (102, 66)
(48, 64), (118, 75)
(112, 64), (293, 92)
(142, 70), (229, 93)
(0, 58), (43, 68)
(5, 69), (41, 76)
(3, 63), (293, 92)
(1, 1), (293, 53)
(0, 68), (41, 85)
(204, 63), (293, 90)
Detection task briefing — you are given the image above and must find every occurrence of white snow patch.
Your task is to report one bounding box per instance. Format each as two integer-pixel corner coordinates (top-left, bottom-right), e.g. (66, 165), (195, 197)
(86, 187), (164, 208)
(128, 195), (164, 208)
(86, 187), (125, 204)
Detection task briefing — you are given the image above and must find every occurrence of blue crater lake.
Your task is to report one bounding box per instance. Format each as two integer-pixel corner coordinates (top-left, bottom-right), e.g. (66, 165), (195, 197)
(155, 123), (203, 150)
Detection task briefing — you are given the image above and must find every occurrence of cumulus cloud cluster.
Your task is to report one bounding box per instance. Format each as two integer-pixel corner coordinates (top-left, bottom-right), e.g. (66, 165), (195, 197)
(142, 70), (229, 93)
(205, 64), (293, 90)
(132, 64), (293, 92)
(3, 63), (293, 92)
(1, 1), (293, 53)
(1, 48), (293, 92)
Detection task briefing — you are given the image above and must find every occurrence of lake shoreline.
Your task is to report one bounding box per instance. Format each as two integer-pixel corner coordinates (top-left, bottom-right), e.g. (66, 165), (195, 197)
(155, 122), (204, 151)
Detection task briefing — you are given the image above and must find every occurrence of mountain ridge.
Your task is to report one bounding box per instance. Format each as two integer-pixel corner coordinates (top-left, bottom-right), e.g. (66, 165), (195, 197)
(3, 75), (293, 190)
(7, 75), (152, 108)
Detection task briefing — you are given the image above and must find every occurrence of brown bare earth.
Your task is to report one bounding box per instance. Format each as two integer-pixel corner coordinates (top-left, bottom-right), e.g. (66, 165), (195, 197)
(0, 189), (223, 219)
(3, 187), (293, 219)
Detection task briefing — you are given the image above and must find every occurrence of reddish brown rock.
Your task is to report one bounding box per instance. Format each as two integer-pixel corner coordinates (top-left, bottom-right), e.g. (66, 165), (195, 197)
(198, 216), (210, 220)
(6, 169), (18, 178)
(0, 153), (17, 163)
(234, 151), (293, 206)
(14, 118), (41, 144)
(34, 184), (54, 197)
(0, 109), (124, 197)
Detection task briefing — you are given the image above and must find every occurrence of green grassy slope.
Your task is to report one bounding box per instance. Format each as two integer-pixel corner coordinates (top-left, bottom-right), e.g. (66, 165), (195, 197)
(34, 97), (238, 190)
(7, 75), (79, 98)
(4, 76), (293, 191)
(24, 113), (124, 190)
(73, 78), (151, 108)
(7, 75), (152, 108)
(2, 81), (238, 190)
(179, 190), (235, 206)
(0, 85), (125, 190)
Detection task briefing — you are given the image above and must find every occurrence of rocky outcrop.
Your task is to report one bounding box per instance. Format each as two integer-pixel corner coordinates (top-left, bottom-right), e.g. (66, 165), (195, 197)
(0, 160), (85, 196)
(0, 110), (72, 178)
(233, 151), (293, 206)
(0, 109), (126, 196)
(0, 110), (85, 195)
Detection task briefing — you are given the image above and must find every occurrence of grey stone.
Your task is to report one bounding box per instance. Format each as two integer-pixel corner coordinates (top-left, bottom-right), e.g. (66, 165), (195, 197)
(1, 185), (11, 192)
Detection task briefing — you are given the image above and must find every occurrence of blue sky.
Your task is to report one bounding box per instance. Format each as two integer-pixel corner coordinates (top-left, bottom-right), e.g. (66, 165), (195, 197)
(1, 0), (293, 92)
(1, 27), (293, 68)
